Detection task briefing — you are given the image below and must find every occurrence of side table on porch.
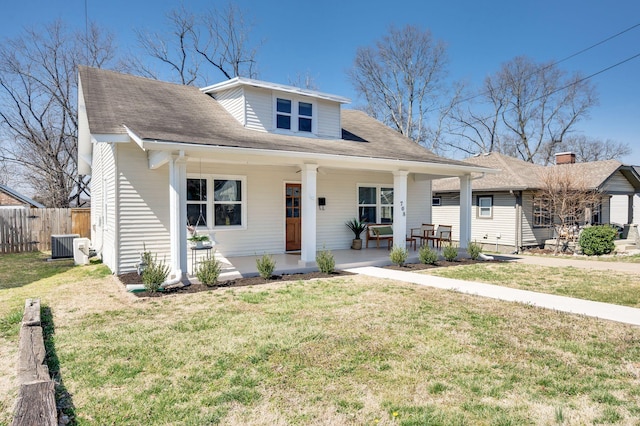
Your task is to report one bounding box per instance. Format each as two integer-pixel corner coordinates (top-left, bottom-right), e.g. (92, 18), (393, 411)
(190, 246), (212, 274)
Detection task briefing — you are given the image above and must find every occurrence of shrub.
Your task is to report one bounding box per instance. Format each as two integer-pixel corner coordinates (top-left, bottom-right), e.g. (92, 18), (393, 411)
(316, 248), (335, 274)
(579, 225), (617, 256)
(418, 245), (438, 265)
(390, 246), (408, 266)
(196, 257), (222, 287)
(256, 254), (276, 280)
(467, 241), (482, 260)
(142, 253), (170, 292)
(442, 244), (458, 262)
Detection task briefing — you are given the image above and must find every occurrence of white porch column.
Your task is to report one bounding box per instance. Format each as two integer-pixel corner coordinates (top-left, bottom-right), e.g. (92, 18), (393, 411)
(393, 171), (409, 249)
(459, 174), (472, 249)
(169, 152), (188, 278)
(300, 164), (318, 266)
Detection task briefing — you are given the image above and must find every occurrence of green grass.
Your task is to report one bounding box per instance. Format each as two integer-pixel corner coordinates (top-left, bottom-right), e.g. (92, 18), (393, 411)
(1, 253), (640, 425)
(426, 263), (640, 307)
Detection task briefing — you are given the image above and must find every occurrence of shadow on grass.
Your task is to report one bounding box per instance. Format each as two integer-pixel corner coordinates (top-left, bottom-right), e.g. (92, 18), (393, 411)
(42, 305), (76, 425)
(0, 252), (75, 290)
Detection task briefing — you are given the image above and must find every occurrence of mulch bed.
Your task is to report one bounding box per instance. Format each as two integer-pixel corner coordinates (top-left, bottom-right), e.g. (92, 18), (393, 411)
(118, 270), (354, 297)
(118, 257), (502, 297)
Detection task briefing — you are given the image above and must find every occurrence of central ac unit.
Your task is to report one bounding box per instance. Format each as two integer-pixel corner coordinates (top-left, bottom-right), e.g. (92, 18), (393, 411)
(51, 234), (80, 259)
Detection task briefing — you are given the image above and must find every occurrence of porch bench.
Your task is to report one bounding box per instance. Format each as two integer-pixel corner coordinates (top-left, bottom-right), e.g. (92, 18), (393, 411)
(366, 224), (394, 249)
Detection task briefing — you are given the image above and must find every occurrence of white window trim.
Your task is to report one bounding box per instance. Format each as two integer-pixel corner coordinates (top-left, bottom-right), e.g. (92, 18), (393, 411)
(357, 183), (394, 224)
(187, 174), (247, 231)
(477, 195), (493, 219)
(273, 95), (317, 135)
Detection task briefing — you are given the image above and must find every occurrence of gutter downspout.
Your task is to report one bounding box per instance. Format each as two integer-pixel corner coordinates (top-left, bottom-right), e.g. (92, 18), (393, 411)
(515, 191), (522, 254)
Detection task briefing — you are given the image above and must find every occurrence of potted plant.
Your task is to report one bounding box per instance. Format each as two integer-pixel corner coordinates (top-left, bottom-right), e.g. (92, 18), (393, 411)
(188, 233), (210, 249)
(346, 218), (366, 250)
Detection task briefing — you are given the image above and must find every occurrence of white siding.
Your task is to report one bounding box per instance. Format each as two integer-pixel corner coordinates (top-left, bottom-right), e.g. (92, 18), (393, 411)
(90, 142), (117, 272)
(432, 191), (521, 250)
(214, 87), (245, 125)
(244, 87), (272, 131)
(602, 171), (635, 193)
(610, 194), (640, 224)
(316, 99), (341, 138)
(116, 143), (171, 273)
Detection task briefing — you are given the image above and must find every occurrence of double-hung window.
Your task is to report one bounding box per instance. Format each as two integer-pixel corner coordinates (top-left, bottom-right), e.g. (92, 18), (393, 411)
(275, 97), (314, 133)
(477, 196), (493, 218)
(358, 185), (393, 223)
(533, 197), (552, 227)
(187, 175), (246, 230)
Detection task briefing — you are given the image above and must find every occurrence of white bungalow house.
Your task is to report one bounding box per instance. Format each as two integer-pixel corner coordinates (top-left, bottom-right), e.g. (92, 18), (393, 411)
(432, 152), (640, 253)
(77, 67), (495, 277)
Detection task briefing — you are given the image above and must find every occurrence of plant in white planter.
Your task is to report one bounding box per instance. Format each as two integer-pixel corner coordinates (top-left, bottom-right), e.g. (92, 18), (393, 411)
(188, 233), (210, 248)
(346, 218), (366, 250)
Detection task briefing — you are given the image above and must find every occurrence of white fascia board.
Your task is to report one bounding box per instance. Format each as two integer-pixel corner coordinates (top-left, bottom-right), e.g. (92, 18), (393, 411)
(77, 77), (92, 175)
(140, 139), (498, 177)
(201, 76), (351, 104)
(91, 134), (130, 143)
(123, 126), (145, 150)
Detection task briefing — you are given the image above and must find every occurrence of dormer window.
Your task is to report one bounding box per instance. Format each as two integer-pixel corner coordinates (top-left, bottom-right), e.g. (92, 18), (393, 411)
(298, 102), (312, 132)
(275, 97), (315, 134)
(276, 98), (292, 130)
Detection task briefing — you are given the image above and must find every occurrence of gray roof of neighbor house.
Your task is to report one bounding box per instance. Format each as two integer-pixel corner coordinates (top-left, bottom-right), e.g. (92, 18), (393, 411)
(0, 184), (45, 208)
(432, 152), (640, 193)
(78, 66), (478, 168)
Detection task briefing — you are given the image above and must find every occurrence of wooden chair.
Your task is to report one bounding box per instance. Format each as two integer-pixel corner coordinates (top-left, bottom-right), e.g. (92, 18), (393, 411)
(426, 225), (452, 248)
(366, 224), (394, 249)
(410, 223), (435, 247)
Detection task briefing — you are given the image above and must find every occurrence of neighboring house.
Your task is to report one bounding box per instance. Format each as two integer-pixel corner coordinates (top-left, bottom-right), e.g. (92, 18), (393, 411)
(78, 67), (495, 276)
(0, 184), (45, 209)
(432, 152), (640, 253)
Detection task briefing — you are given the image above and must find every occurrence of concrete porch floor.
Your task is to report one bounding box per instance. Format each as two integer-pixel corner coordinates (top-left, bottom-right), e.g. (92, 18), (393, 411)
(195, 246), (444, 281)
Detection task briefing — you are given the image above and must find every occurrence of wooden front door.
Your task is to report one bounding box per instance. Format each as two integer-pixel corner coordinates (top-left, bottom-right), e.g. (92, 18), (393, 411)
(285, 183), (302, 251)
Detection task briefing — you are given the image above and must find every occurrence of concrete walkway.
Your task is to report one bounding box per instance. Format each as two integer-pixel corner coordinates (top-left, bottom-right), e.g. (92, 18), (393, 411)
(500, 253), (640, 274)
(345, 266), (640, 326)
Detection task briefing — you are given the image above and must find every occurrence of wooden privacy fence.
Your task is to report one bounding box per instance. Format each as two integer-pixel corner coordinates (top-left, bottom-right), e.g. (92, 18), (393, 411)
(0, 208), (90, 253)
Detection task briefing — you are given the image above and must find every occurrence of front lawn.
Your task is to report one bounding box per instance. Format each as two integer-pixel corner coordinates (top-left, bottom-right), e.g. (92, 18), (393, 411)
(426, 263), (640, 307)
(1, 253), (639, 425)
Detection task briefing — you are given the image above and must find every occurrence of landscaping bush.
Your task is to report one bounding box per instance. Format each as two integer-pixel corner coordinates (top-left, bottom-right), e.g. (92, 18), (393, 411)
(142, 253), (170, 292)
(467, 241), (482, 260)
(316, 248), (335, 274)
(196, 257), (222, 287)
(256, 254), (276, 279)
(390, 246), (408, 266)
(418, 245), (438, 265)
(442, 244), (458, 262)
(579, 225), (617, 256)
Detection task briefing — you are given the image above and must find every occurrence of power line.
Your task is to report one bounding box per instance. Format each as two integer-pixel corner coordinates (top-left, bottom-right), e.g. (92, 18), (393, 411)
(433, 22), (640, 114)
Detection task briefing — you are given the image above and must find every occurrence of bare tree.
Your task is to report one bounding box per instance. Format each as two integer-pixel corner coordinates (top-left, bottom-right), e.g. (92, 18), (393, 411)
(131, 2), (261, 86)
(349, 25), (452, 149)
(557, 135), (631, 162)
(0, 21), (117, 207)
(451, 56), (597, 164)
(535, 166), (602, 253)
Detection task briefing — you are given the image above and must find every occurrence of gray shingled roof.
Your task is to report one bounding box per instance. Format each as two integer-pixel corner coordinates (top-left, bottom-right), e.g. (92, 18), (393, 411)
(432, 152), (638, 192)
(78, 66), (474, 168)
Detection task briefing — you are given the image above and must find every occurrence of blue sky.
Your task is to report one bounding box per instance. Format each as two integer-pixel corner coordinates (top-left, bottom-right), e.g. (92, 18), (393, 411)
(2, 0), (639, 165)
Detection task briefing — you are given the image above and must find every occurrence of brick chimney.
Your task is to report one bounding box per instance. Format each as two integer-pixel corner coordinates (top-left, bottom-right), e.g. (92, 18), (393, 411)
(555, 152), (576, 165)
